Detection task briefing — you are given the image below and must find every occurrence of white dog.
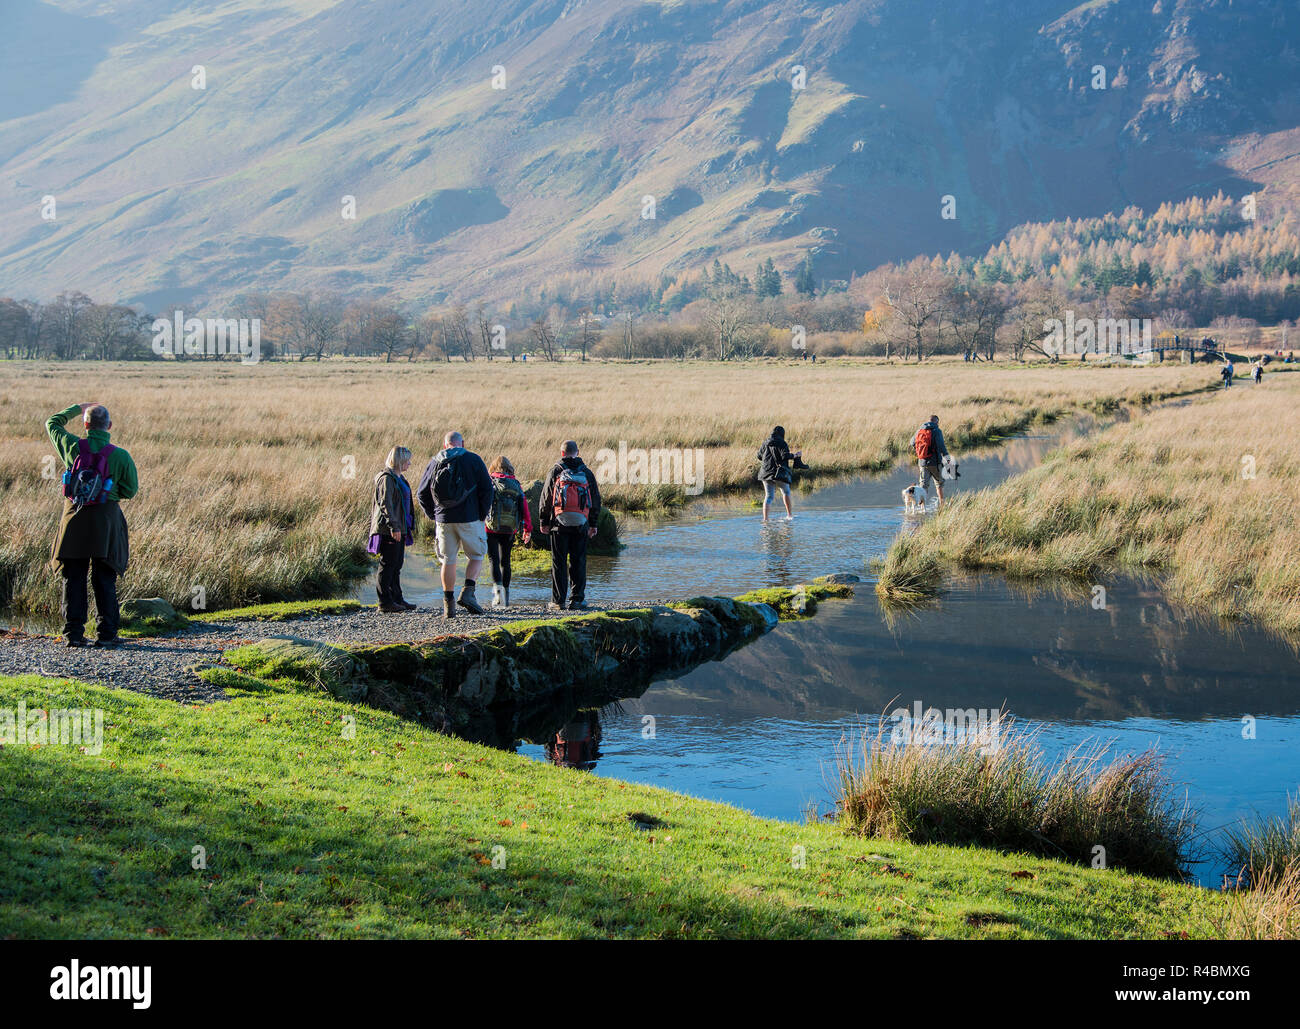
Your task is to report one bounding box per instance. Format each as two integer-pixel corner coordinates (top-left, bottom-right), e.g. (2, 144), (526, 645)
(904, 456), (959, 513)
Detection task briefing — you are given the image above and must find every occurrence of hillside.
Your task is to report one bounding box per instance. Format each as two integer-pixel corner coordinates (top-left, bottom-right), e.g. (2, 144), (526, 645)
(1, 0), (1298, 308)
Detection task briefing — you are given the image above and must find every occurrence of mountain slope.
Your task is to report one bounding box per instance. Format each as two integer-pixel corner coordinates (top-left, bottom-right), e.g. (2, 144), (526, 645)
(1, 0), (1298, 308)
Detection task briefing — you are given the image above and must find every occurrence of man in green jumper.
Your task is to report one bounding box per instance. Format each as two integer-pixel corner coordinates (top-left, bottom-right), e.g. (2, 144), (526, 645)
(46, 403), (139, 647)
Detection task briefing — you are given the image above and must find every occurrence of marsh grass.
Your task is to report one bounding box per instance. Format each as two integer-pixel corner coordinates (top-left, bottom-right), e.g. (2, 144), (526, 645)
(1221, 796), (1300, 889)
(1217, 862), (1300, 939)
(0, 359), (1210, 616)
(876, 373), (1300, 633)
(835, 714), (1194, 880)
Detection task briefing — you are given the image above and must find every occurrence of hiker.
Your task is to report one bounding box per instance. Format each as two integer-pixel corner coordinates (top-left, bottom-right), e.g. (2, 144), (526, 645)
(485, 455), (533, 609)
(369, 446), (416, 612)
(1252, 361), (1263, 384)
(417, 431), (493, 617)
(1220, 362), (1233, 388)
(912, 414), (950, 509)
(46, 402), (139, 648)
(757, 426), (801, 522)
(538, 441), (601, 611)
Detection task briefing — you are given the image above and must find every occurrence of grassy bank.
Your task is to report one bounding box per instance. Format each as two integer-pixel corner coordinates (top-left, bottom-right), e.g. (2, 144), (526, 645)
(0, 360), (1212, 617)
(0, 671), (1226, 939)
(877, 374), (1300, 634)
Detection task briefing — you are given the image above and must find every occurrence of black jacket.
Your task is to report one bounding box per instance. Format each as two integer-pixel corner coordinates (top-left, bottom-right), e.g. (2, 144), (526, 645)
(539, 456), (602, 532)
(417, 447), (493, 524)
(757, 434), (792, 482)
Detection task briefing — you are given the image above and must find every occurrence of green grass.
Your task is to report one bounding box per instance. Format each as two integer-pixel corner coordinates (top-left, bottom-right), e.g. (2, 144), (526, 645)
(119, 610), (192, 639)
(0, 671), (1226, 938)
(190, 598), (364, 623)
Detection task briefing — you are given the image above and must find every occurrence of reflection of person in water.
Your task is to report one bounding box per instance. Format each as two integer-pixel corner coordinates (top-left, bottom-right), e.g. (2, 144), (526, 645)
(758, 513), (797, 582)
(544, 710), (602, 770)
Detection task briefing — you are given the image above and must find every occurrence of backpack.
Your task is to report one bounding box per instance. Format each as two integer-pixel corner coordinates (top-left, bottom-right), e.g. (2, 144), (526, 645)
(431, 452), (474, 509)
(914, 425), (937, 462)
(553, 466), (592, 527)
(62, 439), (116, 511)
(486, 477), (523, 534)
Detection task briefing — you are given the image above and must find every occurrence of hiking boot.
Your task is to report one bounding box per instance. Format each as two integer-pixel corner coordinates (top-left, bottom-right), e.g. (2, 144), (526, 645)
(64, 636), (89, 649)
(378, 604), (406, 613)
(491, 585), (503, 609)
(442, 597), (455, 618)
(568, 598), (588, 611)
(502, 587), (510, 610)
(398, 600), (417, 611)
(457, 584), (484, 615)
(546, 601), (566, 612)
(94, 637), (122, 649)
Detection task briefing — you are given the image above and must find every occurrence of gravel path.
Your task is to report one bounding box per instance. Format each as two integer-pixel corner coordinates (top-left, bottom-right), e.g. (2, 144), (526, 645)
(0, 601), (622, 704)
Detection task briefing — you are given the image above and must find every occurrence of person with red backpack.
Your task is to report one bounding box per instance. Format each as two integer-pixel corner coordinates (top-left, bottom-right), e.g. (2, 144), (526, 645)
(537, 441), (601, 610)
(45, 403), (139, 648)
(485, 455), (533, 609)
(912, 414), (950, 509)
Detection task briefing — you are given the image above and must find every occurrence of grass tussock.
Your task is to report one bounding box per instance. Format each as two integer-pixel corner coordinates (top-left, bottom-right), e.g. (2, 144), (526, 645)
(876, 373), (1300, 633)
(0, 360), (1211, 616)
(1221, 796), (1300, 890)
(1217, 863), (1300, 940)
(836, 715), (1194, 880)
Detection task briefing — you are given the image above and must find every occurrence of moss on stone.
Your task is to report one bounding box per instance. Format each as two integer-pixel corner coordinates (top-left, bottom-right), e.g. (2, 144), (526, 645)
(733, 586), (817, 619)
(223, 637), (367, 700)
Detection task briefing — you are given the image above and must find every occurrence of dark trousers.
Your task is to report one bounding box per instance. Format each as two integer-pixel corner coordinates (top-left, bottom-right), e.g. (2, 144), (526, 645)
(549, 530), (588, 606)
(376, 537), (406, 606)
(61, 558), (119, 641)
(487, 532), (514, 587)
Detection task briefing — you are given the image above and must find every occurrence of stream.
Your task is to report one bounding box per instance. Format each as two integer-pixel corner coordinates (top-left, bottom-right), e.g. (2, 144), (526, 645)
(452, 408), (1294, 887)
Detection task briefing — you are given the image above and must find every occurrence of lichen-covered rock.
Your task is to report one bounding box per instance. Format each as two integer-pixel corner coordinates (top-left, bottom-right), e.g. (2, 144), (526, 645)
(678, 606), (725, 653)
(676, 595), (744, 631)
(644, 606), (707, 662)
(122, 597), (179, 620)
(459, 652), (517, 707)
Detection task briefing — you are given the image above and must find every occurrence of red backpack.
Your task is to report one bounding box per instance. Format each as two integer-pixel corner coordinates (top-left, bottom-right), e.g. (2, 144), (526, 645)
(914, 425), (937, 462)
(62, 439), (116, 511)
(553, 467), (592, 527)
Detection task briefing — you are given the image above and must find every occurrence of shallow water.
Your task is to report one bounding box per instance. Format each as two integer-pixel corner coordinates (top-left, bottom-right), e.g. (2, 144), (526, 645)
(499, 410), (1300, 886)
(372, 411), (1118, 606)
(520, 580), (1298, 884)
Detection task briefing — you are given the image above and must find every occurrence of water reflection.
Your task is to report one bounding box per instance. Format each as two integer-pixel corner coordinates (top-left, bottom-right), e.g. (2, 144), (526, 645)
(519, 575), (1299, 884)
(543, 710), (603, 771)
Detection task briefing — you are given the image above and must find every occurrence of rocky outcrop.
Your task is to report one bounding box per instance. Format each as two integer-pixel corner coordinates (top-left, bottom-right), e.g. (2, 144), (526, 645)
(222, 583), (851, 746)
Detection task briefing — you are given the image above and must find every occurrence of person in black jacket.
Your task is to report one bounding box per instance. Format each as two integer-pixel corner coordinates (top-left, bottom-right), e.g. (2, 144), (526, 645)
(538, 441), (602, 610)
(416, 431), (493, 617)
(757, 426), (802, 522)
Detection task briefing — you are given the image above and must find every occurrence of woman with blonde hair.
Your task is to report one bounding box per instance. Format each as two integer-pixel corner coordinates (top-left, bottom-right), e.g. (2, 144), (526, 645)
(484, 455), (532, 608)
(369, 445), (416, 612)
